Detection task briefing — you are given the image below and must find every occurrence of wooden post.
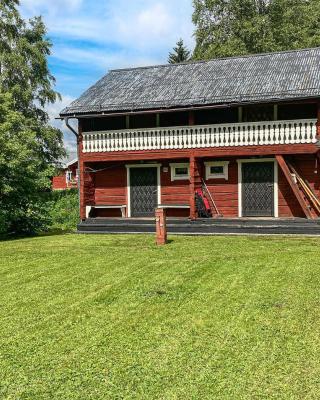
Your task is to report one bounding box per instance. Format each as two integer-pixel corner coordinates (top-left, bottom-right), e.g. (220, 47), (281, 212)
(78, 122), (86, 221)
(125, 115), (130, 129)
(317, 102), (320, 139)
(189, 155), (203, 220)
(189, 110), (195, 126)
(276, 155), (313, 219)
(155, 208), (167, 245)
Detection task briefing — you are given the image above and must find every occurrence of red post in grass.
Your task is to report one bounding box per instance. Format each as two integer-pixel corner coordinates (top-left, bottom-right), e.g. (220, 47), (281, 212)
(155, 208), (167, 245)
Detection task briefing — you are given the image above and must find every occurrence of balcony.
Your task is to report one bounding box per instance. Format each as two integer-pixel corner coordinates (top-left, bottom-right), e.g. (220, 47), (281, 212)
(82, 119), (317, 153)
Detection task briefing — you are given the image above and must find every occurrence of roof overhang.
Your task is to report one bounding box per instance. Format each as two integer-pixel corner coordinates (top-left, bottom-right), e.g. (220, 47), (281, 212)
(58, 96), (320, 120)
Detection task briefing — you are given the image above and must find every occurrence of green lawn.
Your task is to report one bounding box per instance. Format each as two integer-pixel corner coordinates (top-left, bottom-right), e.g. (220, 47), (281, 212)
(1, 234), (320, 399)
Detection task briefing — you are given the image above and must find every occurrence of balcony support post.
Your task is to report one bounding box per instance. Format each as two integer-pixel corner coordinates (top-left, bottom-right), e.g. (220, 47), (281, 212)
(189, 110), (195, 126)
(317, 101), (320, 139)
(190, 155), (202, 220)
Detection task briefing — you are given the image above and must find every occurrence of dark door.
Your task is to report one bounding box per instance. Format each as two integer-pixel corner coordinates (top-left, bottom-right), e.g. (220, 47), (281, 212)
(242, 162), (274, 217)
(130, 168), (158, 217)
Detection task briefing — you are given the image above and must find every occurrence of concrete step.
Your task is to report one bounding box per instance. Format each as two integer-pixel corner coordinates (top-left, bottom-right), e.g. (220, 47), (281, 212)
(84, 217), (319, 226)
(78, 218), (320, 235)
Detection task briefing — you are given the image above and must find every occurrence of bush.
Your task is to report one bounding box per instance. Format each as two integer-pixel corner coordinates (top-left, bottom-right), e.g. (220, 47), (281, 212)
(0, 189), (79, 238)
(48, 189), (79, 232)
(0, 199), (52, 236)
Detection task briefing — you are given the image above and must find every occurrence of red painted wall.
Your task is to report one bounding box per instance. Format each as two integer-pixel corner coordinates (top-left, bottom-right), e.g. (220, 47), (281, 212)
(52, 163), (78, 191)
(204, 159), (238, 217)
(278, 155), (320, 218)
(83, 155), (320, 219)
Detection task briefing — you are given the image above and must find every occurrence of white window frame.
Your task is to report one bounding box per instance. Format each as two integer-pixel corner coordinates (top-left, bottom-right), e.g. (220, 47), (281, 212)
(169, 163), (190, 181)
(65, 170), (73, 183)
(205, 161), (229, 180)
(237, 158), (278, 218)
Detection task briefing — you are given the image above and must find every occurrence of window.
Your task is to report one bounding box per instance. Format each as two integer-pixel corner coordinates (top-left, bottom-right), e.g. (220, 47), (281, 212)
(205, 161), (229, 180)
(170, 163), (190, 181)
(65, 170), (73, 183)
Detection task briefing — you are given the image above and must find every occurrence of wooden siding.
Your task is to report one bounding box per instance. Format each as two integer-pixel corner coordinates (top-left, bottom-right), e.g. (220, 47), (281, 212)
(82, 154), (320, 219)
(278, 155), (320, 218)
(52, 164), (78, 191)
(52, 175), (67, 191)
(160, 161), (190, 206)
(81, 143), (318, 164)
(205, 160), (239, 217)
(94, 163), (127, 206)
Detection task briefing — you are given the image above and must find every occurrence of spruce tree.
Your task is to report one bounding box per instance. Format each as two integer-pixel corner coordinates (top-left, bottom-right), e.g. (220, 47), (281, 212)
(168, 39), (191, 64)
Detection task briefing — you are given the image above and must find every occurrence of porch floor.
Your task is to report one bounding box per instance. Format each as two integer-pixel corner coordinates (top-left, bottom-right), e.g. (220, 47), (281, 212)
(78, 217), (320, 236)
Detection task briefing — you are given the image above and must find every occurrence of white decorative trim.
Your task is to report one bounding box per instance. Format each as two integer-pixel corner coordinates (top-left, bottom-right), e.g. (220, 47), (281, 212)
(86, 206), (91, 219)
(169, 163), (190, 181)
(81, 119), (317, 153)
(125, 164), (161, 218)
(205, 161), (229, 180)
(237, 158), (278, 218)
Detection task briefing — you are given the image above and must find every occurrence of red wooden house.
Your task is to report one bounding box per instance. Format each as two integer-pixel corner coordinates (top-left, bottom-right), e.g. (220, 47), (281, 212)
(59, 48), (320, 233)
(52, 156), (78, 191)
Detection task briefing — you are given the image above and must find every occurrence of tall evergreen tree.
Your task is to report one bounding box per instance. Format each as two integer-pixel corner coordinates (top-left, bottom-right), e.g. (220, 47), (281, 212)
(192, 0), (320, 60)
(0, 0), (65, 234)
(168, 39), (191, 63)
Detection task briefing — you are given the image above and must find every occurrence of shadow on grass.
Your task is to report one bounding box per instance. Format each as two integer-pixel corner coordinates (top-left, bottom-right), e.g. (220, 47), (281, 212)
(0, 229), (77, 242)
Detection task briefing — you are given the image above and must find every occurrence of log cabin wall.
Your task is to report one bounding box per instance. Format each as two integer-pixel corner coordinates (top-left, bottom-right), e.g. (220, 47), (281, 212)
(52, 175), (68, 190)
(83, 154), (320, 219)
(204, 158), (238, 217)
(278, 154), (320, 218)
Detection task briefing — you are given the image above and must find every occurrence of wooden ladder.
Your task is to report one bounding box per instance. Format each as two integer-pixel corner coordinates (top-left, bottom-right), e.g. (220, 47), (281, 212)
(201, 179), (222, 218)
(287, 161), (320, 215)
(276, 155), (319, 219)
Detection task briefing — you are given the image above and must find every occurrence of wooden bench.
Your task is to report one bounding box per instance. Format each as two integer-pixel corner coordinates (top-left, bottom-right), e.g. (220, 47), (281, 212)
(86, 205), (127, 218)
(158, 204), (190, 209)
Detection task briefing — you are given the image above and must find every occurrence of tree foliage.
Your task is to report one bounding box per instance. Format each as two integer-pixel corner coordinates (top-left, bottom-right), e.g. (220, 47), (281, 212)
(168, 39), (191, 63)
(192, 0), (320, 59)
(48, 189), (79, 232)
(0, 0), (65, 234)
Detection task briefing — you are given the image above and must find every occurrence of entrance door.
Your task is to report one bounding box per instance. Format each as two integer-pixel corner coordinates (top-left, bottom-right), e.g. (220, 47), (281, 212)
(242, 162), (274, 217)
(130, 167), (158, 217)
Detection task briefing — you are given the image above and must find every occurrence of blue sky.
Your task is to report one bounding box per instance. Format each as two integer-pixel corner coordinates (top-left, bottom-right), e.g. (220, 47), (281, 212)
(20, 0), (194, 151)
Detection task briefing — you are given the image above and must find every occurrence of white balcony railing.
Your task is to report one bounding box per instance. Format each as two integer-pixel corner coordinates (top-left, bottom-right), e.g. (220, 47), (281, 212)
(82, 119), (317, 153)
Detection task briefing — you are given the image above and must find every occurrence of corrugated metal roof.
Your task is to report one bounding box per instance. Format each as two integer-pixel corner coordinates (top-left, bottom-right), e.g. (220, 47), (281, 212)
(60, 47), (320, 117)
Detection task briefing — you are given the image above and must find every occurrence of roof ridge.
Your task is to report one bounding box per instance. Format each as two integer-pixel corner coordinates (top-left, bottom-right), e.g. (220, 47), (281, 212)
(109, 47), (320, 73)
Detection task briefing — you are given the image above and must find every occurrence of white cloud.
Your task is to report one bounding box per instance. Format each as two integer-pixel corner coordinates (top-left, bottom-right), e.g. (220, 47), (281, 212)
(22, 0), (83, 14)
(51, 45), (163, 70)
(46, 95), (77, 153)
(20, 0), (194, 52)
(19, 0), (195, 152)
(112, 3), (175, 49)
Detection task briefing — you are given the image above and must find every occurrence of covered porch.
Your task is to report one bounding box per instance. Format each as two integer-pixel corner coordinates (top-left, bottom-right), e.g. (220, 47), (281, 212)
(79, 152), (320, 223)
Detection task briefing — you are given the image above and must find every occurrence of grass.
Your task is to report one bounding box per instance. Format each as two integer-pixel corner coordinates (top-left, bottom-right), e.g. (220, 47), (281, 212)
(1, 234), (320, 399)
